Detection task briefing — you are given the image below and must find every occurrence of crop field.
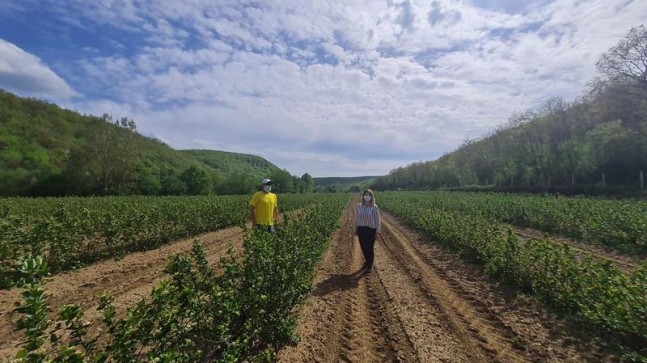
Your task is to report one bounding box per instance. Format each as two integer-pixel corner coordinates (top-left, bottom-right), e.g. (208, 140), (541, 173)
(1, 192), (645, 362)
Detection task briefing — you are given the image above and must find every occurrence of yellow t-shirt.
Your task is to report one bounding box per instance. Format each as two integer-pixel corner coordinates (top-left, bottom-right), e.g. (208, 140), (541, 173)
(249, 191), (278, 225)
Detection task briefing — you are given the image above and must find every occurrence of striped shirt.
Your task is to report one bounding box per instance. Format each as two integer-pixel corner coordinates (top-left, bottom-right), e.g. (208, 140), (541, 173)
(355, 203), (381, 233)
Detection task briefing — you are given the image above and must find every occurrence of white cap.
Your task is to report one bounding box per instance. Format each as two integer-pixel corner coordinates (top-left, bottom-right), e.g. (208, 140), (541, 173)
(262, 178), (272, 185)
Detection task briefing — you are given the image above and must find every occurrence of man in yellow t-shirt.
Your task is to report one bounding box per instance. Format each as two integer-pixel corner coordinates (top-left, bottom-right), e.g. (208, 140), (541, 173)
(249, 178), (278, 232)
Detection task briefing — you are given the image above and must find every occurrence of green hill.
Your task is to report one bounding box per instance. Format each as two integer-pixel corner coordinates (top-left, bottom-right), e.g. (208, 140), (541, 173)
(313, 176), (380, 191)
(179, 150), (278, 176)
(373, 82), (646, 193)
(373, 27), (647, 194)
(0, 89), (299, 196)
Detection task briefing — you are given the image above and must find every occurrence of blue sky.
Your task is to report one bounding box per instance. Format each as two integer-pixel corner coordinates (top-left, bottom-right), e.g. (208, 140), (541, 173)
(0, 0), (644, 177)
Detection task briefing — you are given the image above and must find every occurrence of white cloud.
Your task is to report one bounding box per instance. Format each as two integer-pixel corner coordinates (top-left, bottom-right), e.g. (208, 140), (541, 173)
(0, 39), (78, 99)
(3, 0), (645, 177)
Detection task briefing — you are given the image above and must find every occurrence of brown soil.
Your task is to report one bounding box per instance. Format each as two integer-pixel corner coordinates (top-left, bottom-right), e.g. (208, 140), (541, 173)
(277, 204), (621, 362)
(513, 227), (645, 272)
(0, 226), (245, 362)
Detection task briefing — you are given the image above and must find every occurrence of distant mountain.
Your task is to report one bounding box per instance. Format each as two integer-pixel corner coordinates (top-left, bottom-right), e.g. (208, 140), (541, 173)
(313, 176), (380, 190)
(0, 89), (297, 196)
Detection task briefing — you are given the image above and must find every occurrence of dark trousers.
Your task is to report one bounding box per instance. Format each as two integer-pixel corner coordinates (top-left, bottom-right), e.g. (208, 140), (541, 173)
(357, 226), (376, 268)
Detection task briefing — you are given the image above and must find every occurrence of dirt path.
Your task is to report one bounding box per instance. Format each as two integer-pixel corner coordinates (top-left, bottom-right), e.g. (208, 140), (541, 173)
(278, 204), (620, 362)
(0, 226), (245, 361)
(277, 203), (417, 362)
(513, 227), (644, 272)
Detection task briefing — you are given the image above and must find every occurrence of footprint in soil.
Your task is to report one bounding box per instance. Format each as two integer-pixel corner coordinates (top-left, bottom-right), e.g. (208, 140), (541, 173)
(311, 269), (367, 297)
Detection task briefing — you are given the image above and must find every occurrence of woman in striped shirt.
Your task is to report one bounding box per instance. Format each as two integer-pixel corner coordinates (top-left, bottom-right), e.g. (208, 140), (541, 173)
(354, 189), (381, 273)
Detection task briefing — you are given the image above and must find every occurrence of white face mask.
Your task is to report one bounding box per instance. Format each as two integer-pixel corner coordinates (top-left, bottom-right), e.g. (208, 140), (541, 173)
(263, 185), (272, 192)
(363, 195), (372, 202)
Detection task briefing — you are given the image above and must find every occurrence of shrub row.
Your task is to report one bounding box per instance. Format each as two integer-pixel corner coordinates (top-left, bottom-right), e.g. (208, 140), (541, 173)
(12, 195), (348, 362)
(379, 192), (647, 361)
(383, 191), (647, 253)
(1, 194), (330, 288)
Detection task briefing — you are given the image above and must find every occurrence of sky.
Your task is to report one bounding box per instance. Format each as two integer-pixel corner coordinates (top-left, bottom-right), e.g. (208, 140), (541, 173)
(0, 1), (645, 177)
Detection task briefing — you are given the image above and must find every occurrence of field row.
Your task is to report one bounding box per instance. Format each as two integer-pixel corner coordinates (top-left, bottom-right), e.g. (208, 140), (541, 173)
(11, 195), (349, 362)
(383, 191), (647, 253)
(379, 192), (647, 360)
(0, 194), (326, 287)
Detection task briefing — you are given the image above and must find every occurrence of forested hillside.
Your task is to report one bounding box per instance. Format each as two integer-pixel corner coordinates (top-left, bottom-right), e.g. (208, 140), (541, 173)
(313, 176), (379, 192)
(0, 90), (309, 196)
(373, 26), (647, 193)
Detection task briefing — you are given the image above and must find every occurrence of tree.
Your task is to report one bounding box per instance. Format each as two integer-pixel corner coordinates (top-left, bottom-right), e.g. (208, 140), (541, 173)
(134, 164), (162, 195)
(181, 165), (212, 195)
(592, 25), (647, 152)
(65, 114), (140, 195)
(215, 172), (255, 195)
(161, 168), (187, 195)
(270, 169), (295, 193)
(348, 185), (361, 193)
(585, 120), (643, 184)
(596, 25), (647, 90)
(301, 173), (314, 193)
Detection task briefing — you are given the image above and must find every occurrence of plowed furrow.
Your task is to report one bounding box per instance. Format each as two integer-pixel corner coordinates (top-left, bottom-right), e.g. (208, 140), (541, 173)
(337, 279), (385, 362)
(384, 213), (623, 362)
(335, 225), (413, 362)
(380, 219), (533, 363)
(277, 202), (418, 363)
(372, 239), (472, 362)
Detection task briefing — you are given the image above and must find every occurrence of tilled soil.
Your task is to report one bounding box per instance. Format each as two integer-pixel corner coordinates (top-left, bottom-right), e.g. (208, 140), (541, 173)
(277, 203), (620, 362)
(0, 226), (245, 362)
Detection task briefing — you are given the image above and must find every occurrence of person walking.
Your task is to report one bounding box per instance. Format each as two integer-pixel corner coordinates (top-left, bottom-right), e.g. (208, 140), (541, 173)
(354, 189), (381, 273)
(249, 178), (278, 233)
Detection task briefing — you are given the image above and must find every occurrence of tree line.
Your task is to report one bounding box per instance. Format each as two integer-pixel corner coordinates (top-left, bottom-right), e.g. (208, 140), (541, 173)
(373, 25), (647, 194)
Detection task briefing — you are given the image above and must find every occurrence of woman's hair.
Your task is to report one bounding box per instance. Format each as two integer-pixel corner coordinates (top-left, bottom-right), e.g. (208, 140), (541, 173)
(362, 189), (376, 206)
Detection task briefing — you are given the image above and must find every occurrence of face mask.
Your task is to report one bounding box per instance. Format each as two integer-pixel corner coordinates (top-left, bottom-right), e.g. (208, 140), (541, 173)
(263, 185), (272, 192)
(363, 195), (372, 202)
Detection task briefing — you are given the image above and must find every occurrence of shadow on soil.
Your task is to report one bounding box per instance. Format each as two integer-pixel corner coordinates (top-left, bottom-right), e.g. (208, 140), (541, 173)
(311, 269), (367, 297)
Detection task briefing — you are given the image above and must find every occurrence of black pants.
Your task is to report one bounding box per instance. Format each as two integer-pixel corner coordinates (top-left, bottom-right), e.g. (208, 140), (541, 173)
(357, 226), (376, 268)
